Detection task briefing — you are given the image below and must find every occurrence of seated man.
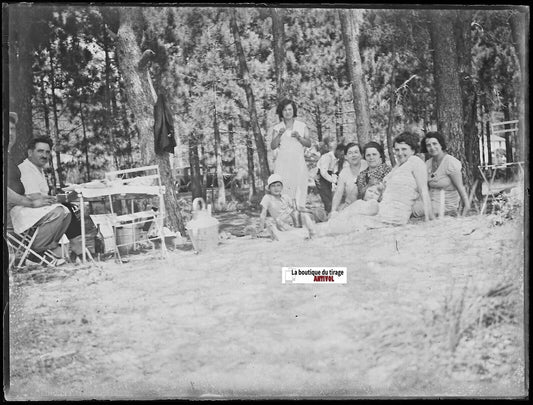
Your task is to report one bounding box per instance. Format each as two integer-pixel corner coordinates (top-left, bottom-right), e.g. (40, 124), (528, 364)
(7, 113), (71, 258)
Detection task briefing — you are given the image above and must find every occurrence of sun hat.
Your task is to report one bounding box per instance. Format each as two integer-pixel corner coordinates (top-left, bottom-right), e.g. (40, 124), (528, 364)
(9, 112), (18, 124)
(267, 173), (283, 188)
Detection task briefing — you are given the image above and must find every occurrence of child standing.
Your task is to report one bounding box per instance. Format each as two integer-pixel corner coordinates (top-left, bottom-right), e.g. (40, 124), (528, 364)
(315, 137), (341, 213)
(259, 174), (315, 240)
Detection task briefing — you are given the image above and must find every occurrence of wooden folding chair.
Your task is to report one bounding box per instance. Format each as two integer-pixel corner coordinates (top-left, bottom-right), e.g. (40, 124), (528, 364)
(6, 226), (60, 269)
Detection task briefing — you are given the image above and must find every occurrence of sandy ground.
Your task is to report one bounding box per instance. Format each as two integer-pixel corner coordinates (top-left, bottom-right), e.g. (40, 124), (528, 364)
(6, 213), (526, 400)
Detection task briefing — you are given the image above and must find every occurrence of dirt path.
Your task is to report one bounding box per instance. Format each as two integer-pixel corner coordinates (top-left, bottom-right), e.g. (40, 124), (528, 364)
(7, 215), (525, 399)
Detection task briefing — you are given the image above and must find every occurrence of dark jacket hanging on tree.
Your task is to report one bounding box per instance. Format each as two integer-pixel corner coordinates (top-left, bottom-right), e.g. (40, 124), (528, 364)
(154, 94), (176, 154)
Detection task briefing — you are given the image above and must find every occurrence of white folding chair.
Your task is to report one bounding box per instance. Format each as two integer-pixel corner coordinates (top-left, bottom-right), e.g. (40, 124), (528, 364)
(6, 226), (60, 269)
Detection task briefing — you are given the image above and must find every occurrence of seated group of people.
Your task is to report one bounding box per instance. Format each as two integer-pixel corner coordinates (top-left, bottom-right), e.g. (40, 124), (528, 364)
(258, 131), (471, 240)
(6, 112), (82, 264)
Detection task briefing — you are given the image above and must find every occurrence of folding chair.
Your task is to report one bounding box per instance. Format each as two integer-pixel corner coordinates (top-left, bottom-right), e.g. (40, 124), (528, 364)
(6, 226), (61, 269)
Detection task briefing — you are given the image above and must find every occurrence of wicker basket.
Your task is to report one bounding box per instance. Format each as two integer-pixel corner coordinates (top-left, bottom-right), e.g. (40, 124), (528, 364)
(186, 198), (219, 253)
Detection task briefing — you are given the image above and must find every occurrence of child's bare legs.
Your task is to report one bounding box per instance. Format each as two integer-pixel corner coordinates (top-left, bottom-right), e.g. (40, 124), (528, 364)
(301, 212), (316, 238)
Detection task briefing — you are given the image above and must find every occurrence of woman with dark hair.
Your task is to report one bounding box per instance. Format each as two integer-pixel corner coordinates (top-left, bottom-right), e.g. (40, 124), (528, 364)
(310, 132), (433, 236)
(356, 141), (392, 200)
(330, 142), (368, 213)
(421, 132), (470, 216)
(270, 99), (312, 207)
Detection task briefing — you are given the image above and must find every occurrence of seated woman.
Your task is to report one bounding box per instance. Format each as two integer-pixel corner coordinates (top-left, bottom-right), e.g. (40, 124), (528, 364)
(330, 142), (368, 213)
(356, 141), (392, 199)
(313, 132), (434, 236)
(421, 132), (470, 216)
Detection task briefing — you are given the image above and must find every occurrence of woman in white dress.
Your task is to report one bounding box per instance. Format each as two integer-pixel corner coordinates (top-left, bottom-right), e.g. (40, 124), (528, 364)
(330, 143), (368, 214)
(270, 99), (312, 208)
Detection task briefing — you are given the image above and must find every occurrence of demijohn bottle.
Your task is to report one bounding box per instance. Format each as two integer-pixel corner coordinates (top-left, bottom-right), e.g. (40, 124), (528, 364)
(94, 224), (105, 261)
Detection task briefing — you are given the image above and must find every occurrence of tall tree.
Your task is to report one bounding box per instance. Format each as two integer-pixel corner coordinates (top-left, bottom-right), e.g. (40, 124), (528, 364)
(8, 4), (36, 165)
(339, 9), (371, 146)
(270, 8), (288, 101)
(454, 9), (481, 195)
(509, 8), (527, 162)
(113, 6), (184, 233)
(229, 8), (270, 184)
(427, 10), (468, 184)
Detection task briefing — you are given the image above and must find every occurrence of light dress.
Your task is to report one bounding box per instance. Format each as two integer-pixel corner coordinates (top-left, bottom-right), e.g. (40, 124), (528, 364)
(272, 119), (309, 207)
(378, 155), (426, 225)
(426, 154), (462, 214)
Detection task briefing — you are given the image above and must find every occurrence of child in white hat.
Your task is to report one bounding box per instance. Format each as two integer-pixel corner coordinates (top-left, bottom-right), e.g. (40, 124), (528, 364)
(259, 173), (315, 240)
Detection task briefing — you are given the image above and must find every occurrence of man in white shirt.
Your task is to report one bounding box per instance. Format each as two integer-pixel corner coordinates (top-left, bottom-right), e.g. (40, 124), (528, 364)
(315, 137), (341, 213)
(9, 135), (71, 256)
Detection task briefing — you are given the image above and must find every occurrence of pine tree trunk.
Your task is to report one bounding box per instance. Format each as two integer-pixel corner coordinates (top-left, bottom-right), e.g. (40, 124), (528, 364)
(427, 10), (466, 178)
(213, 109), (226, 207)
(103, 23), (120, 170)
(335, 101), (342, 143)
(454, 9), (481, 198)
(40, 73), (51, 138)
(271, 8), (287, 101)
(245, 124), (257, 197)
(115, 7), (184, 234)
(502, 105), (514, 164)
(189, 137), (203, 200)
(339, 9), (371, 146)
(484, 106), (492, 166)
(386, 53), (397, 167)
(47, 42), (65, 188)
(509, 9), (527, 162)
(314, 105), (323, 142)
(80, 103), (91, 182)
(8, 5), (34, 165)
(230, 8), (270, 184)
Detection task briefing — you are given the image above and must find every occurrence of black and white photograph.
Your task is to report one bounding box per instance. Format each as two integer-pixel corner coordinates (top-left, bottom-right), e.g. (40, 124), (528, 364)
(2, 3), (528, 400)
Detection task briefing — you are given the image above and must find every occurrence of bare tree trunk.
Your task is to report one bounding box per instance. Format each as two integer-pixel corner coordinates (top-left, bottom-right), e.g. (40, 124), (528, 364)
(47, 43), (65, 188)
(454, 9), (481, 198)
(118, 80), (134, 168)
(484, 105), (492, 166)
(509, 9), (527, 162)
(479, 102), (485, 166)
(102, 23), (120, 170)
(39, 69), (58, 191)
(80, 103), (91, 182)
(8, 5), (34, 166)
(213, 108), (226, 207)
(189, 136), (203, 200)
(245, 123), (257, 197)
(502, 104), (514, 164)
(271, 8), (287, 101)
(427, 10), (466, 176)
(335, 99), (343, 143)
(386, 53), (397, 167)
(40, 73), (51, 138)
(338, 9), (371, 146)
(230, 8), (270, 183)
(314, 105), (323, 142)
(115, 7), (184, 233)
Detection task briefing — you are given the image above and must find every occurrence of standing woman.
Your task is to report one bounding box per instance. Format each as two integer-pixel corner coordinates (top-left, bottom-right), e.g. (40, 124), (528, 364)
(356, 141), (392, 199)
(270, 99), (312, 207)
(421, 132), (470, 216)
(330, 142), (368, 214)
